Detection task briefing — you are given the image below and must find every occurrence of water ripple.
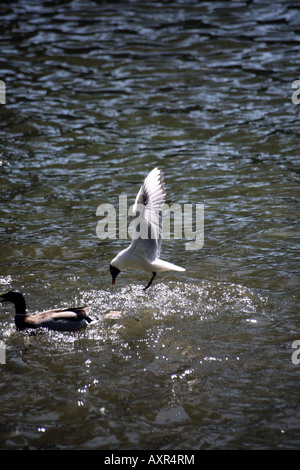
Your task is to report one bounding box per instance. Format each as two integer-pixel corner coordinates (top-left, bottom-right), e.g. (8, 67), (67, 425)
(1, 0), (299, 450)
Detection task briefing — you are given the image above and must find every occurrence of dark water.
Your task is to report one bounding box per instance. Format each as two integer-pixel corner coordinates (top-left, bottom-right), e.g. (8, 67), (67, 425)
(0, 0), (300, 450)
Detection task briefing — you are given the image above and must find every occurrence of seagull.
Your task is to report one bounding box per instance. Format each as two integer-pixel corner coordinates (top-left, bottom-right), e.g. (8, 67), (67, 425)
(109, 167), (185, 290)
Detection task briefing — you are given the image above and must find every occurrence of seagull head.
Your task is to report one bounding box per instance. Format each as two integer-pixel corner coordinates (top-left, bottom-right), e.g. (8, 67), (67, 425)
(109, 264), (120, 286)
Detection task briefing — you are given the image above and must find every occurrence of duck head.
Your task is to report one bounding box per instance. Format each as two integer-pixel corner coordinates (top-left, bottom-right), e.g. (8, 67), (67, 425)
(0, 291), (26, 314)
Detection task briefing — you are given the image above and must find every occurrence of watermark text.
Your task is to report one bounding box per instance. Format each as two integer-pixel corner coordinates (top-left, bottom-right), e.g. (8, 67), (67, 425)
(291, 340), (300, 364)
(291, 80), (300, 105)
(0, 340), (6, 365)
(0, 80), (5, 105)
(96, 197), (204, 251)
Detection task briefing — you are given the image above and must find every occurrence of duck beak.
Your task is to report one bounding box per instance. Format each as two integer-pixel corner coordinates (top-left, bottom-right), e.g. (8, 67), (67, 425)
(0, 294), (5, 302)
(112, 278), (115, 286)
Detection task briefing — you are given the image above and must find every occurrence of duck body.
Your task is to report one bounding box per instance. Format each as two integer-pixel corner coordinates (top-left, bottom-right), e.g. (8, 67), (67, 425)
(15, 307), (92, 331)
(0, 291), (92, 332)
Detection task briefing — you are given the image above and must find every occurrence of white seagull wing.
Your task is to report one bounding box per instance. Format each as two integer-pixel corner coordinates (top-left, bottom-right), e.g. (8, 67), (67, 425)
(130, 167), (166, 262)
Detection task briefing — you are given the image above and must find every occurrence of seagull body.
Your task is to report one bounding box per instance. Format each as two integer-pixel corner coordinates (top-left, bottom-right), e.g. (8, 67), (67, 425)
(110, 167), (185, 289)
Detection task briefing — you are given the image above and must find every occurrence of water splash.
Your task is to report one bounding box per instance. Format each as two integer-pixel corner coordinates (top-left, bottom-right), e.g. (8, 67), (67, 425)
(79, 280), (268, 322)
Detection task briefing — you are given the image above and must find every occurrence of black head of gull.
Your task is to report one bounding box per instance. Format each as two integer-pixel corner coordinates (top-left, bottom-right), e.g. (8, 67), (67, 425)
(109, 264), (121, 286)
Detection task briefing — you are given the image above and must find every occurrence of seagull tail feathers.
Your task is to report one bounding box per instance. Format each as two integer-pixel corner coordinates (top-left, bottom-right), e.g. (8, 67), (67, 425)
(155, 259), (186, 272)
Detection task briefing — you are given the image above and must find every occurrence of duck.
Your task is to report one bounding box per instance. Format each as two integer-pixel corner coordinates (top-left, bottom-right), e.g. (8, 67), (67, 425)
(0, 290), (93, 331)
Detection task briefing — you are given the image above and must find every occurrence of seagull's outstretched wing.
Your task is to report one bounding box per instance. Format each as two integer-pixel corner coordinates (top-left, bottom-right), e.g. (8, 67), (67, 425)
(130, 167), (166, 261)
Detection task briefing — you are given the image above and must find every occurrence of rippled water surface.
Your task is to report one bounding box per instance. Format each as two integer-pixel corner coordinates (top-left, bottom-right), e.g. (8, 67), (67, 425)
(0, 0), (300, 450)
